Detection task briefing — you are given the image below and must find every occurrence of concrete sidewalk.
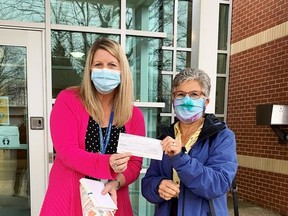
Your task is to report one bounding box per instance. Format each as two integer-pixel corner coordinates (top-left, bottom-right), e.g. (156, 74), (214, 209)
(227, 196), (281, 216)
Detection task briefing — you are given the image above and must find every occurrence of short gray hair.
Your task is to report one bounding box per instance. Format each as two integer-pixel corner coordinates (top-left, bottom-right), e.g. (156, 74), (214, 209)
(172, 68), (211, 97)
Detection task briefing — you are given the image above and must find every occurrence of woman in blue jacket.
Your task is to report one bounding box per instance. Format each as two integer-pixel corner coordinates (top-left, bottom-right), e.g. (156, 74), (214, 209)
(141, 68), (238, 216)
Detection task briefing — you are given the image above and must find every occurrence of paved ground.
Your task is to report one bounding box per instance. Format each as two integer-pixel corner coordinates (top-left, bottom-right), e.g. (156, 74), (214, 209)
(227, 196), (281, 216)
(0, 194), (282, 216)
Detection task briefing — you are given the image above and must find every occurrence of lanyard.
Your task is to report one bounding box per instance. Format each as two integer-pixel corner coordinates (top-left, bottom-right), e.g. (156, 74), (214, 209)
(99, 110), (114, 154)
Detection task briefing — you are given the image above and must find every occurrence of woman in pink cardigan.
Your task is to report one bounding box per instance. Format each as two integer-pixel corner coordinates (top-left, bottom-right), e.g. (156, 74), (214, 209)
(40, 38), (146, 216)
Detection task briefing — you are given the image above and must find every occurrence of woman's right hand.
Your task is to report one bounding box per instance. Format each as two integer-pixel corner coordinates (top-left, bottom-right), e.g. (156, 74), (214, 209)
(161, 136), (182, 157)
(109, 152), (132, 173)
(158, 179), (180, 200)
(101, 181), (118, 205)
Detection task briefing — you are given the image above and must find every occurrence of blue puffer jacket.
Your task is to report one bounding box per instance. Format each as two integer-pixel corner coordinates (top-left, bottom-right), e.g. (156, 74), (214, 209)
(141, 114), (238, 216)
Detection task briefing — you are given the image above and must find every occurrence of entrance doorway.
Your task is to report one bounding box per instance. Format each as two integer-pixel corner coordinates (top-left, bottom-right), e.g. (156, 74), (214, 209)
(0, 28), (46, 215)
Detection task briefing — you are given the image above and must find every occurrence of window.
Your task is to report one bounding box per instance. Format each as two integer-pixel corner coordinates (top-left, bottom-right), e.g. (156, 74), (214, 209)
(0, 0), (44, 22)
(216, 3), (230, 120)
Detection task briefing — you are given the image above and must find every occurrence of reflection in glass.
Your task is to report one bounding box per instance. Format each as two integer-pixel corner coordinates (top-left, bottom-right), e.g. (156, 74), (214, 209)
(176, 51), (191, 71)
(218, 4), (229, 50)
(126, 37), (162, 103)
(51, 31), (119, 97)
(217, 53), (227, 74)
(140, 106), (162, 140)
(0, 0), (44, 22)
(215, 77), (226, 114)
(161, 75), (172, 113)
(0, 45), (30, 215)
(126, 0), (163, 32)
(163, 0), (174, 46)
(177, 0), (193, 48)
(130, 173), (155, 216)
(50, 0), (120, 28)
(216, 4), (229, 117)
(217, 116), (224, 121)
(160, 116), (172, 128)
(162, 51), (173, 71)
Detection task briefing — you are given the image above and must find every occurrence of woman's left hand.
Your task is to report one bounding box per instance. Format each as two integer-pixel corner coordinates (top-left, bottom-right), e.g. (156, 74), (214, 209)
(158, 179), (180, 200)
(109, 152), (132, 173)
(161, 136), (182, 157)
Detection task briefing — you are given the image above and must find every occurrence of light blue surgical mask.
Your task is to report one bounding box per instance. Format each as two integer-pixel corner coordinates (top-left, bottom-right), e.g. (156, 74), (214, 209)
(91, 68), (121, 94)
(173, 95), (205, 123)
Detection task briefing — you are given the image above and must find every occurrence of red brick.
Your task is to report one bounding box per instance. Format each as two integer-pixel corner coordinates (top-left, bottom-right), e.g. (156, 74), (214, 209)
(229, 1), (288, 214)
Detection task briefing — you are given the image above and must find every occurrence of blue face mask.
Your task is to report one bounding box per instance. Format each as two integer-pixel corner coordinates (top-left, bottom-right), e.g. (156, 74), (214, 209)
(91, 68), (121, 94)
(173, 95), (205, 123)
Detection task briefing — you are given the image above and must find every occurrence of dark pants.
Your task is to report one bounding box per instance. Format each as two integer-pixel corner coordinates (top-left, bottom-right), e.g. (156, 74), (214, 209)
(170, 198), (178, 216)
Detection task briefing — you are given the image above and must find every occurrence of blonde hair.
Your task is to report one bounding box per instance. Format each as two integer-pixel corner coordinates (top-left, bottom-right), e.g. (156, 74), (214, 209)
(79, 38), (134, 127)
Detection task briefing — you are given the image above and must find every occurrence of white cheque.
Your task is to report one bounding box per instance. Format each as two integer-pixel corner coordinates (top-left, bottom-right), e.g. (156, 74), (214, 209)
(117, 133), (163, 160)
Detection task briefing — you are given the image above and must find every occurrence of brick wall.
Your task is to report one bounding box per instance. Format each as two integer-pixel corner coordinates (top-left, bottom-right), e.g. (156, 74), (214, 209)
(229, 36), (288, 157)
(237, 167), (288, 215)
(229, 0), (288, 215)
(231, 0), (288, 43)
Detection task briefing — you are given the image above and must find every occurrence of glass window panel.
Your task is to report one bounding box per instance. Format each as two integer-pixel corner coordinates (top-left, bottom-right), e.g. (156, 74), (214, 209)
(217, 116), (224, 121)
(126, 0), (163, 32)
(160, 116), (172, 128)
(142, 158), (151, 169)
(0, 45), (30, 215)
(163, 0), (174, 46)
(126, 37), (162, 103)
(176, 51), (191, 71)
(218, 4), (229, 50)
(177, 0), (193, 48)
(215, 77), (226, 114)
(140, 107), (162, 139)
(51, 31), (119, 98)
(160, 75), (172, 113)
(162, 51), (173, 71)
(50, 0), (120, 28)
(217, 53), (227, 74)
(130, 173), (155, 216)
(0, 0), (44, 22)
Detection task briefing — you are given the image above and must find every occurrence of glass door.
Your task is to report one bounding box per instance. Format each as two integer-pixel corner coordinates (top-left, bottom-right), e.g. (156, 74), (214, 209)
(0, 28), (46, 216)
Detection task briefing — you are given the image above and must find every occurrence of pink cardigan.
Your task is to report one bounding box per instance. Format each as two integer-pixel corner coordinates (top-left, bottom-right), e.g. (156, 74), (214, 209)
(40, 89), (146, 216)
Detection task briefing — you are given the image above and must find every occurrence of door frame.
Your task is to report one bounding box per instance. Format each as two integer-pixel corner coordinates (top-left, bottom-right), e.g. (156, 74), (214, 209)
(0, 27), (47, 215)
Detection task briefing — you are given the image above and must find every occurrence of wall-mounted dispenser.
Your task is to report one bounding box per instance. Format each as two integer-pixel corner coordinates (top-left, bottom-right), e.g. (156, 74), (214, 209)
(256, 104), (288, 144)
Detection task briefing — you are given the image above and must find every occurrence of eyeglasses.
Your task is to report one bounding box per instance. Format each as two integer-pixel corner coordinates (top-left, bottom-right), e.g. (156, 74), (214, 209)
(173, 90), (205, 100)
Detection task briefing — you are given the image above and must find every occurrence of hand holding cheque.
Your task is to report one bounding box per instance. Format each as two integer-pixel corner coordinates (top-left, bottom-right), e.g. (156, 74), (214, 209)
(117, 133), (163, 160)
